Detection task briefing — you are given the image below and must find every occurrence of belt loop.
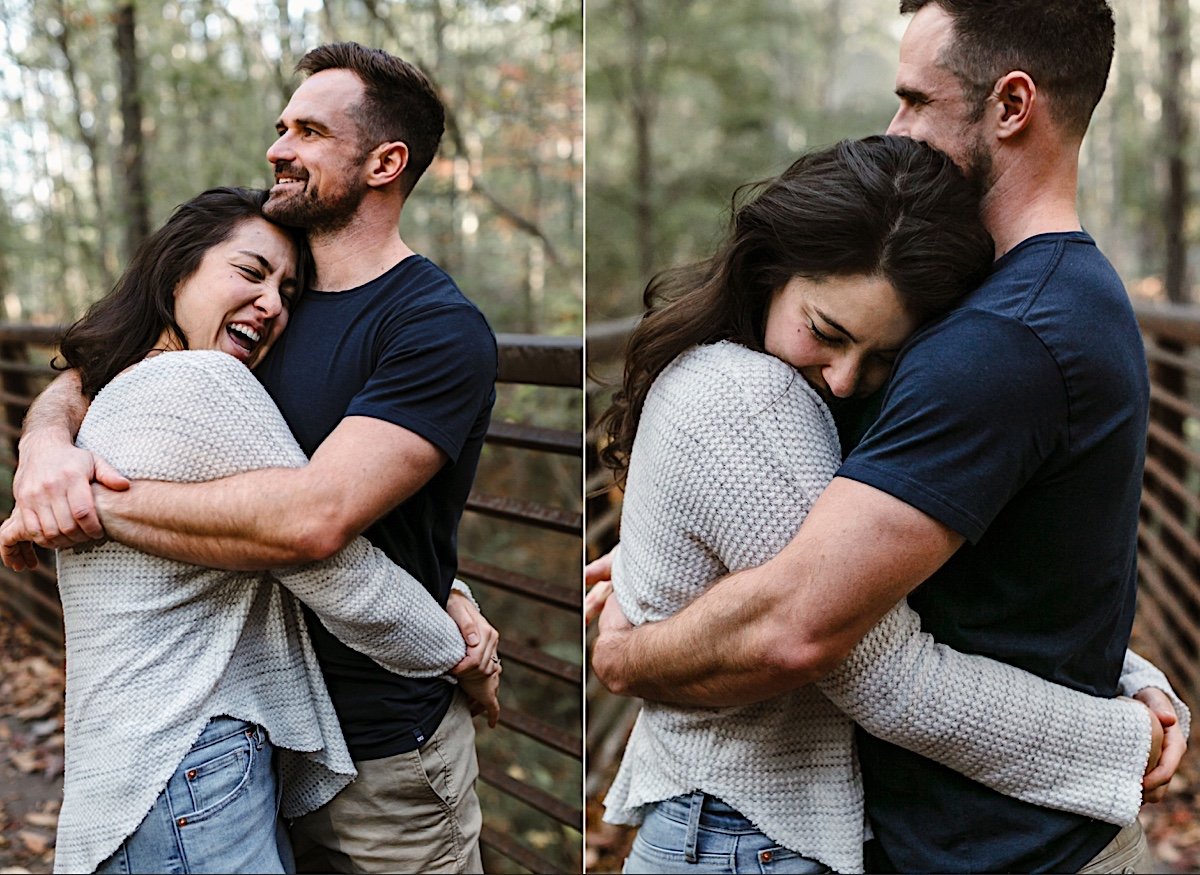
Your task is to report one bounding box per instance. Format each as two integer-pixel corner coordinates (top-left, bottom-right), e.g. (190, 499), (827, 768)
(683, 790), (705, 863)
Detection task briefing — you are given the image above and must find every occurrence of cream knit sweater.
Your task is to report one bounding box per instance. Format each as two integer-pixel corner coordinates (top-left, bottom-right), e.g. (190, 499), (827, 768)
(54, 351), (468, 874)
(603, 341), (1189, 874)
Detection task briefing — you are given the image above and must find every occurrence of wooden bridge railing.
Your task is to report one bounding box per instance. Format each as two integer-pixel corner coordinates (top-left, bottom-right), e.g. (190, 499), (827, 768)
(0, 324), (582, 875)
(585, 302), (1200, 778)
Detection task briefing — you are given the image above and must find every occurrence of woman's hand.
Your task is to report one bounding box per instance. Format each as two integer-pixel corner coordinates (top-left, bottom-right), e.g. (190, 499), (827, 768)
(447, 590), (502, 727)
(0, 514), (41, 572)
(584, 547), (617, 626)
(1136, 687), (1187, 802)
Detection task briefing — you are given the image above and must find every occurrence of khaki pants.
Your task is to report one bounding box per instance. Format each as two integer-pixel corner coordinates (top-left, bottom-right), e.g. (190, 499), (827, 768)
(1078, 822), (1155, 874)
(291, 692), (484, 874)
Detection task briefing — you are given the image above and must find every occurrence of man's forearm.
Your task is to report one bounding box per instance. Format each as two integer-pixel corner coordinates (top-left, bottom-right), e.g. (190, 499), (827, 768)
(96, 468), (339, 570)
(593, 565), (832, 705)
(592, 478), (963, 705)
(20, 370), (87, 445)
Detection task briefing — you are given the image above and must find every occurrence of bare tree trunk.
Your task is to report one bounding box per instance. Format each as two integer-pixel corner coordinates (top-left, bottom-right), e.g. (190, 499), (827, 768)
(1161, 0), (1190, 303)
(115, 3), (150, 261)
(52, 0), (115, 290)
(627, 0), (655, 282)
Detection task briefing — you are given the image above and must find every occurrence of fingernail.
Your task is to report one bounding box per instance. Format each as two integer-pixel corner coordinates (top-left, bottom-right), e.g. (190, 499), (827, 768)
(467, 633), (479, 646)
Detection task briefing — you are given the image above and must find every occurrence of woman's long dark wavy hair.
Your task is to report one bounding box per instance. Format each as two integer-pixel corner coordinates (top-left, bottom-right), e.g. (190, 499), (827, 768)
(56, 187), (313, 399)
(598, 135), (994, 486)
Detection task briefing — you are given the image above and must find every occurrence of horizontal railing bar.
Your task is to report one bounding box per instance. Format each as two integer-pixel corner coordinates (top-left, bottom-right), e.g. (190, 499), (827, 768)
(1144, 342), (1200, 379)
(1147, 419), (1200, 472)
(479, 824), (561, 875)
(478, 761), (583, 830)
(458, 557), (581, 611)
(0, 360), (58, 378)
(499, 638), (583, 685)
(1138, 526), (1200, 645)
(1136, 541), (1200, 651)
(1140, 489), (1200, 565)
(585, 315), (640, 361)
(498, 706), (582, 759)
(0, 324), (63, 344)
(486, 420), (582, 455)
(1143, 455), (1200, 519)
(1149, 383), (1200, 423)
(1135, 303), (1200, 346)
(496, 333), (582, 388)
(465, 492), (581, 535)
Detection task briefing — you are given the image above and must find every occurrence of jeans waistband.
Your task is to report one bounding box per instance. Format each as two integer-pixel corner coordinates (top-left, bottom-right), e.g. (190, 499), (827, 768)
(192, 715), (266, 751)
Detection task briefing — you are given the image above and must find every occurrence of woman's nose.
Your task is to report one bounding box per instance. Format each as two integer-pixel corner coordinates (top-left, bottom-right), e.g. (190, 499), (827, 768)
(824, 358), (860, 399)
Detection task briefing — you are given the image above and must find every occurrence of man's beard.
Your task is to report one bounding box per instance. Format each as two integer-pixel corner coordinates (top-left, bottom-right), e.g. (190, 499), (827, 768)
(265, 175), (366, 235)
(961, 128), (994, 194)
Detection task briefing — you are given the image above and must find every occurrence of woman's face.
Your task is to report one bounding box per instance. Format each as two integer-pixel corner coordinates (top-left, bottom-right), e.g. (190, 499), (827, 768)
(166, 217), (299, 368)
(764, 273), (918, 400)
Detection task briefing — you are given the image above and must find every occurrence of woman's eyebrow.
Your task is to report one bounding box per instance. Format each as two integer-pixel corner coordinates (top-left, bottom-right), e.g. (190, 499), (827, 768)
(237, 250), (274, 273)
(814, 307), (856, 342)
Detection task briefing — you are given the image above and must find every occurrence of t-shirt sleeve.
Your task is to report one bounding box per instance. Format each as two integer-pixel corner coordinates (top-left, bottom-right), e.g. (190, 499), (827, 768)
(344, 303), (498, 463)
(837, 310), (1067, 544)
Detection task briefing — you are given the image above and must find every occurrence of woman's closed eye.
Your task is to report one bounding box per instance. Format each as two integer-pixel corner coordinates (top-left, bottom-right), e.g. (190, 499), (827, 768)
(808, 319), (842, 345)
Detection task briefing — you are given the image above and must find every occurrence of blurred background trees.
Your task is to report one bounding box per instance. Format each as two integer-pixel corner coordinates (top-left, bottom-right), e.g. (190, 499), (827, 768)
(0, 0), (582, 337)
(587, 0), (1200, 322)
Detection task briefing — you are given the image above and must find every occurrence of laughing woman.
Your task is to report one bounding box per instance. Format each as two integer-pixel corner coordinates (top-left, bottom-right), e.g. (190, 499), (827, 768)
(0, 188), (496, 875)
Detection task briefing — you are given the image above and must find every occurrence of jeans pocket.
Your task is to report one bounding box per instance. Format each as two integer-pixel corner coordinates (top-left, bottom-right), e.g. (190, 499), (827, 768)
(753, 845), (831, 875)
(181, 733), (255, 820)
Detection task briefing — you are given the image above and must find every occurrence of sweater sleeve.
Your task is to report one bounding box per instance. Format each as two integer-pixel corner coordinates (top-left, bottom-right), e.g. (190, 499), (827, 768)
(86, 351), (465, 678)
(817, 601), (1150, 826)
(1119, 649), (1192, 739)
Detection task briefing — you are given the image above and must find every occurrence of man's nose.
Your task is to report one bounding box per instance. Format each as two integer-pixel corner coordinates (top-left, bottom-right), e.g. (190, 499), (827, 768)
(886, 107), (908, 137)
(266, 133), (292, 166)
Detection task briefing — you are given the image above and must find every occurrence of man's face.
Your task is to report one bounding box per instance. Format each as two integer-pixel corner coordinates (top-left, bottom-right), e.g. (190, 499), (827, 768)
(265, 69), (372, 233)
(886, 4), (994, 186)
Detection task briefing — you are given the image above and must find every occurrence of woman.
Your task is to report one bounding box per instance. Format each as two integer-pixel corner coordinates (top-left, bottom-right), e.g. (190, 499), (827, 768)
(594, 137), (1185, 874)
(2, 188), (495, 874)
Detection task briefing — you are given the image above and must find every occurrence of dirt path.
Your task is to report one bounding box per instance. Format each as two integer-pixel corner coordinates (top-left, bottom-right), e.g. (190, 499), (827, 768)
(0, 610), (62, 875)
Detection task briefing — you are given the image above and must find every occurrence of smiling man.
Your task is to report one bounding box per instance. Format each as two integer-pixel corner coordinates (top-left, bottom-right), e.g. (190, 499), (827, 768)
(11, 44), (497, 874)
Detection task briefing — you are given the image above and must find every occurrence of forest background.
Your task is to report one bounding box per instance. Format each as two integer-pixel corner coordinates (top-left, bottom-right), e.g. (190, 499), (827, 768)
(587, 0), (1200, 322)
(0, 1), (583, 873)
(585, 0), (1200, 871)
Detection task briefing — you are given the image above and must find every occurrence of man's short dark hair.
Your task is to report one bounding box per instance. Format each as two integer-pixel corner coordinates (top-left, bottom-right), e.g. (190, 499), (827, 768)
(297, 42), (445, 197)
(899, 0), (1115, 138)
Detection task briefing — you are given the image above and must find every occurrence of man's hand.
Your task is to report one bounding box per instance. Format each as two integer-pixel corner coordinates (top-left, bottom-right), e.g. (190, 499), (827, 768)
(447, 590), (501, 727)
(13, 442), (128, 549)
(1136, 687), (1186, 802)
(591, 593), (635, 694)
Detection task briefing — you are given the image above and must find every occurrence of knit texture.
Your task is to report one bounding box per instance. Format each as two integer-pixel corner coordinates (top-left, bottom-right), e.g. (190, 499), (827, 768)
(603, 341), (1187, 874)
(54, 351), (467, 874)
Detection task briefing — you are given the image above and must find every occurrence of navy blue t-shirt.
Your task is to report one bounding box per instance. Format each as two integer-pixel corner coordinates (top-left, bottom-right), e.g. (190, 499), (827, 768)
(255, 255), (497, 760)
(838, 232), (1148, 873)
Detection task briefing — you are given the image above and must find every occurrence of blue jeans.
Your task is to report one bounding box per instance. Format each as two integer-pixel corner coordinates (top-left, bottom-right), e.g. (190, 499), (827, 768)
(96, 716), (293, 874)
(623, 791), (831, 874)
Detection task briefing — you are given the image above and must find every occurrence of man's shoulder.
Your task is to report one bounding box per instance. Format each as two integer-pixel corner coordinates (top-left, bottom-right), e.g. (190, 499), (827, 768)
(376, 256), (495, 343)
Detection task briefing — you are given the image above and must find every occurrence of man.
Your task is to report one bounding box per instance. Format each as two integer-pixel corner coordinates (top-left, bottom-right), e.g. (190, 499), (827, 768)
(12, 43), (496, 874)
(591, 2), (1187, 872)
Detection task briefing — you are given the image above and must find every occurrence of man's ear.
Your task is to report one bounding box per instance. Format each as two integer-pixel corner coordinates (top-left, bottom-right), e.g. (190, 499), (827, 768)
(993, 71), (1036, 140)
(366, 140), (409, 189)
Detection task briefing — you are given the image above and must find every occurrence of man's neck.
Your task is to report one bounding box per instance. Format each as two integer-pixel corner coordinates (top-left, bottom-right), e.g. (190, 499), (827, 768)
(309, 211), (415, 292)
(981, 151), (1082, 259)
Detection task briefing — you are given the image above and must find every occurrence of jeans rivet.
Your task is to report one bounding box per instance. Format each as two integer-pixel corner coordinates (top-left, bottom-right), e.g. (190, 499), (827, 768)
(176, 817), (187, 827)
(761, 851), (773, 862)
(186, 769), (197, 780)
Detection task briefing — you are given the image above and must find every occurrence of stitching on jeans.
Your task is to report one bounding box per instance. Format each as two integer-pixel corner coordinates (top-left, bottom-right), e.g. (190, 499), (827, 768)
(163, 772), (190, 873)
